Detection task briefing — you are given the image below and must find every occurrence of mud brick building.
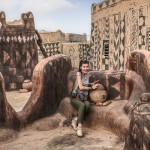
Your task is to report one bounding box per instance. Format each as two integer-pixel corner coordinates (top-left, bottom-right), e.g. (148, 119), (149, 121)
(90, 0), (150, 71)
(39, 30), (87, 43)
(0, 11), (38, 90)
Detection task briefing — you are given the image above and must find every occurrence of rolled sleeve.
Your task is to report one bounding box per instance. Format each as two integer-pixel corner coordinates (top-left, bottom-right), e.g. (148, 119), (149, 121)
(76, 72), (81, 76)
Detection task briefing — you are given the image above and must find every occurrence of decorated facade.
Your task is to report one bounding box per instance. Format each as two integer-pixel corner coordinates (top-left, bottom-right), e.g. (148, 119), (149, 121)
(0, 11), (38, 90)
(90, 0), (150, 71)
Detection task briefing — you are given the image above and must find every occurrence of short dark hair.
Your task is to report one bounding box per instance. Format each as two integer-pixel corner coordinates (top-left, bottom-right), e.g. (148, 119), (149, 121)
(78, 60), (89, 72)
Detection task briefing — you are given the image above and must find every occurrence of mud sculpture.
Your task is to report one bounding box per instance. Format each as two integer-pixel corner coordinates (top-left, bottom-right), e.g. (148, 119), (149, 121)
(58, 50), (150, 140)
(0, 54), (71, 128)
(0, 50), (150, 144)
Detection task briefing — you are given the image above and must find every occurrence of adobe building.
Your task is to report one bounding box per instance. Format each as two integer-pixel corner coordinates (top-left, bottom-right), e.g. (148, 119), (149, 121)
(39, 30), (87, 43)
(91, 0), (150, 71)
(39, 30), (66, 43)
(65, 33), (87, 43)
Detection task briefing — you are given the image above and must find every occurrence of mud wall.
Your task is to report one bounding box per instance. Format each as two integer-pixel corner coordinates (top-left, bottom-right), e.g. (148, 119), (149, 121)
(39, 42), (91, 69)
(91, 0), (150, 71)
(68, 70), (132, 101)
(0, 11), (38, 90)
(0, 54), (72, 128)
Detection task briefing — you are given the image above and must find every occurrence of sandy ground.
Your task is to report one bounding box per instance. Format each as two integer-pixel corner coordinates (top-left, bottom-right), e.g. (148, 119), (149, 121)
(0, 91), (125, 150)
(6, 91), (31, 112)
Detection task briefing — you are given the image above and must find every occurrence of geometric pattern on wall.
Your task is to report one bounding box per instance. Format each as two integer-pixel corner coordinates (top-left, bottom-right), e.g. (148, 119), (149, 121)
(99, 17), (106, 71)
(78, 44), (92, 67)
(89, 22), (95, 70)
(96, 20), (101, 71)
(102, 57), (109, 71)
(138, 7), (146, 50)
(102, 17), (109, 71)
(98, 0), (122, 11)
(109, 15), (115, 71)
(130, 9), (138, 52)
(89, 21), (100, 71)
(98, 19), (103, 71)
(124, 11), (131, 67)
(104, 17), (110, 40)
(62, 43), (79, 68)
(113, 14), (120, 71)
(119, 13), (125, 71)
(91, 1), (150, 72)
(107, 73), (126, 100)
(93, 21), (100, 70)
(42, 42), (62, 56)
(0, 11), (38, 90)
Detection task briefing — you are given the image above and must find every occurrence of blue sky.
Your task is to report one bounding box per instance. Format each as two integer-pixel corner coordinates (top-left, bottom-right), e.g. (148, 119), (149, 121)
(0, 0), (102, 35)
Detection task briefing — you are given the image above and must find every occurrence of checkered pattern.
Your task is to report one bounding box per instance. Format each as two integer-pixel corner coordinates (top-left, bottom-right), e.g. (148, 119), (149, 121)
(0, 11), (38, 90)
(101, 57), (109, 71)
(42, 42), (62, 56)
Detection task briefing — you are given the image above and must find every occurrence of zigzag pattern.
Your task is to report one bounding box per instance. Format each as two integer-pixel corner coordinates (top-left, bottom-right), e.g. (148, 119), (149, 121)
(113, 14), (120, 70)
(119, 13), (125, 71)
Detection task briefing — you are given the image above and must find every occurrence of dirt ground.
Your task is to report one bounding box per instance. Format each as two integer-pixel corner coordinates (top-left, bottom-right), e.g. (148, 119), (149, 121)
(6, 90), (31, 112)
(0, 91), (125, 150)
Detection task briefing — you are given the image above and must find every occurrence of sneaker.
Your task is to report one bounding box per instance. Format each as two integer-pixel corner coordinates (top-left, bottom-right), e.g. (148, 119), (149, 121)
(77, 126), (83, 137)
(71, 117), (77, 131)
